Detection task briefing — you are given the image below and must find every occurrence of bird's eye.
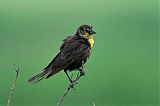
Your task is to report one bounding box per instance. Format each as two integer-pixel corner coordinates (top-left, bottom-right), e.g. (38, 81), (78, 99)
(85, 29), (89, 32)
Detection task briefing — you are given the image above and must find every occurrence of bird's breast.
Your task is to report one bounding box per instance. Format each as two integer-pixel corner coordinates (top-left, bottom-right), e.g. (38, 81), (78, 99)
(87, 36), (94, 47)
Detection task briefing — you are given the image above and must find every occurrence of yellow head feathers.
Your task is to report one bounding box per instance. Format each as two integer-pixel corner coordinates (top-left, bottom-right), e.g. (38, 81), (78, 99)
(84, 33), (94, 47)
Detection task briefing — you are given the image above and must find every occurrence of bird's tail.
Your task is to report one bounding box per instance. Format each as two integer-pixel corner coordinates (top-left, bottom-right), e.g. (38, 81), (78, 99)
(28, 68), (51, 84)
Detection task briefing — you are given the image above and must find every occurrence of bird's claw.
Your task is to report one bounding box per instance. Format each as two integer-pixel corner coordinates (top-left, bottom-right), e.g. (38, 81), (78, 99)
(69, 80), (77, 90)
(80, 71), (85, 76)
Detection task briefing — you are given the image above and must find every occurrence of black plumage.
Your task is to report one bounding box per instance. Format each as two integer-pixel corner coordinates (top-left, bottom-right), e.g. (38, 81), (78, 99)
(28, 24), (96, 83)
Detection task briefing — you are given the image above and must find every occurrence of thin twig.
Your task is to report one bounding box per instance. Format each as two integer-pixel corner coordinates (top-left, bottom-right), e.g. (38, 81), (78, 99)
(7, 64), (20, 106)
(57, 73), (81, 106)
(93, 102), (96, 106)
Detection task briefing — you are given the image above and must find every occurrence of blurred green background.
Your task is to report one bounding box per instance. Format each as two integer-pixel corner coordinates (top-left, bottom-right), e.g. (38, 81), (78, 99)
(0, 0), (159, 106)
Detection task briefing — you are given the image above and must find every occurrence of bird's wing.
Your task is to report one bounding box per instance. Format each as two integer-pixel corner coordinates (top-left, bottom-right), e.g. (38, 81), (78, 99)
(60, 36), (73, 50)
(46, 40), (89, 73)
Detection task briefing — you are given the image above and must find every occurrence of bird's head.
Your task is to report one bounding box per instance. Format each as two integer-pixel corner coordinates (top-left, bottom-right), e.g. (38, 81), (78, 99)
(76, 24), (96, 39)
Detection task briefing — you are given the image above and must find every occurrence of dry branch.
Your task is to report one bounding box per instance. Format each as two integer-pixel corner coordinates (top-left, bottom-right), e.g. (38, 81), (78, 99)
(7, 64), (20, 106)
(57, 73), (82, 106)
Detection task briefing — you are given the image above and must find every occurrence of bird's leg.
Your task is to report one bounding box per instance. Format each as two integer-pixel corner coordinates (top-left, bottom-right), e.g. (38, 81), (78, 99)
(64, 70), (77, 89)
(79, 61), (85, 77)
(64, 70), (73, 83)
(79, 67), (85, 77)
(71, 61), (85, 83)
(64, 61), (85, 89)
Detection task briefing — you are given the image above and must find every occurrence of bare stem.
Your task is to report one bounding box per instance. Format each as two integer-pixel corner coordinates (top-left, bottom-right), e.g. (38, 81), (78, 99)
(57, 73), (81, 106)
(7, 64), (20, 106)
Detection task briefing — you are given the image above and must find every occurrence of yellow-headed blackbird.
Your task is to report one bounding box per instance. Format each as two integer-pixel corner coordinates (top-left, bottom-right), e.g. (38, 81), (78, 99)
(28, 24), (96, 83)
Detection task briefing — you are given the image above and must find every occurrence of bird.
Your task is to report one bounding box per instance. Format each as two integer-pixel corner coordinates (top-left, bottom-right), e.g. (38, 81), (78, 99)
(28, 24), (96, 84)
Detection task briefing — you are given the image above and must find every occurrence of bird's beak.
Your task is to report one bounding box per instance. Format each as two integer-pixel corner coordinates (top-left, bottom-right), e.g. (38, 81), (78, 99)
(89, 30), (96, 35)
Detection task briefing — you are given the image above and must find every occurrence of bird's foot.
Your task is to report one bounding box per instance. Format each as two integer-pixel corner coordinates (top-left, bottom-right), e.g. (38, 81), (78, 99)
(79, 69), (85, 76)
(69, 80), (77, 90)
(68, 73), (81, 90)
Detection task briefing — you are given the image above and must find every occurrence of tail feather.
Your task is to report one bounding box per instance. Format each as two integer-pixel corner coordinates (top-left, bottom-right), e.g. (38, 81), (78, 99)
(28, 69), (50, 83)
(46, 70), (60, 79)
(28, 66), (61, 83)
